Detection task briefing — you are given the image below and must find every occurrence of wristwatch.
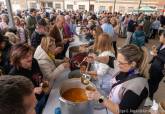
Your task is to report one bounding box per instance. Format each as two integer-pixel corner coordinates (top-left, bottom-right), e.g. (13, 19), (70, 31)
(98, 96), (105, 103)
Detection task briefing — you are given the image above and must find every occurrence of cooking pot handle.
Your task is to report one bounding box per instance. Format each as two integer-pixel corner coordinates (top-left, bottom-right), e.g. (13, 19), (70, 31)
(59, 97), (76, 106)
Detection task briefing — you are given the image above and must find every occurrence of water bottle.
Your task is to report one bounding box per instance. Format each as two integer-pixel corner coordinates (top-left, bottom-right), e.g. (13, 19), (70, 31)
(54, 107), (61, 114)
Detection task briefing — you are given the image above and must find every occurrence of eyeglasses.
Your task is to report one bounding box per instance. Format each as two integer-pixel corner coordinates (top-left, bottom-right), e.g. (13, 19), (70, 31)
(117, 61), (129, 65)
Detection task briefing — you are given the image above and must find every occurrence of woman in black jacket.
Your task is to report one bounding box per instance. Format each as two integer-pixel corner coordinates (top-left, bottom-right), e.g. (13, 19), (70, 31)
(9, 43), (49, 114)
(148, 30), (165, 100)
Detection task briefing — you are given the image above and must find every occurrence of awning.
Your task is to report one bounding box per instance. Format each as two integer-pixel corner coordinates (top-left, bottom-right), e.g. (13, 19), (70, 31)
(139, 6), (157, 12)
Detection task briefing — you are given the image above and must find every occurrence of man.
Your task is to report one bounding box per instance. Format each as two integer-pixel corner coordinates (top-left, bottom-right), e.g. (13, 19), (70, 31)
(26, 8), (37, 38)
(0, 34), (12, 74)
(0, 14), (9, 33)
(126, 15), (137, 45)
(101, 17), (115, 39)
(49, 15), (69, 59)
(31, 18), (47, 48)
(151, 17), (161, 39)
(63, 15), (73, 38)
(143, 16), (151, 40)
(0, 76), (36, 114)
(101, 17), (116, 56)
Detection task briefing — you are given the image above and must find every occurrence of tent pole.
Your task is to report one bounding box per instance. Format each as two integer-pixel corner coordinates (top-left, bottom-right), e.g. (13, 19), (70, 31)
(138, 0), (142, 13)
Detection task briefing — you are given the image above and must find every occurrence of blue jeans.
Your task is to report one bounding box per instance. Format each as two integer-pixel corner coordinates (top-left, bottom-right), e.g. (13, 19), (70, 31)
(35, 93), (49, 114)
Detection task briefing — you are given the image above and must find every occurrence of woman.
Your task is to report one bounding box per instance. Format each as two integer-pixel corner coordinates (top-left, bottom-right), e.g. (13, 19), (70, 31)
(9, 43), (48, 114)
(86, 44), (149, 114)
(79, 26), (103, 53)
(5, 27), (20, 45)
(87, 33), (115, 94)
(34, 36), (70, 86)
(92, 26), (103, 51)
(14, 16), (28, 43)
(0, 34), (11, 74)
(130, 25), (145, 47)
(110, 17), (118, 56)
(148, 30), (165, 100)
(0, 14), (8, 34)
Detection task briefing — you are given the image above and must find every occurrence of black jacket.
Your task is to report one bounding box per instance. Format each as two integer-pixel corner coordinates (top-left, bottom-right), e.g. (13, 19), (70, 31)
(31, 31), (45, 48)
(149, 44), (165, 77)
(0, 41), (12, 74)
(127, 20), (137, 33)
(9, 58), (43, 87)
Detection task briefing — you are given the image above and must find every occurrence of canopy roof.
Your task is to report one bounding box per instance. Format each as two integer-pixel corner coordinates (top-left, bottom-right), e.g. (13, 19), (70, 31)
(139, 6), (157, 12)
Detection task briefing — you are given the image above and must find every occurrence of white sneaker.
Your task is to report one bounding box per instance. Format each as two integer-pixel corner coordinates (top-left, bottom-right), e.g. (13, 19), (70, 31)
(144, 97), (153, 107)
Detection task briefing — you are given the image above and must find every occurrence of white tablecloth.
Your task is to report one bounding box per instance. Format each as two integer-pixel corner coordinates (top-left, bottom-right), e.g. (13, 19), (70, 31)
(42, 70), (107, 114)
(42, 36), (107, 114)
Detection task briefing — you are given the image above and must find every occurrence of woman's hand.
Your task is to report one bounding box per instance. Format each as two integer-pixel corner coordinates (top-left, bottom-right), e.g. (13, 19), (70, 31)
(151, 45), (157, 56)
(86, 56), (95, 63)
(150, 51), (157, 56)
(63, 39), (69, 44)
(63, 62), (70, 69)
(85, 89), (101, 101)
(34, 87), (42, 94)
(86, 53), (97, 63)
(54, 47), (63, 55)
(68, 38), (74, 42)
(87, 71), (97, 79)
(40, 81), (50, 93)
(63, 57), (70, 63)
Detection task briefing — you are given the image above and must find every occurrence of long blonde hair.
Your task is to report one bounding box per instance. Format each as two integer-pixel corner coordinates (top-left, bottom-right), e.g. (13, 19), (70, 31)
(96, 33), (112, 53)
(40, 36), (55, 53)
(13, 16), (20, 25)
(118, 44), (149, 77)
(93, 26), (103, 51)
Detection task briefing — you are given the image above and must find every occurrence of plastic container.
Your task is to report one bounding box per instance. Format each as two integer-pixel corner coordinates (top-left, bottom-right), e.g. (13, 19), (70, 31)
(54, 107), (61, 114)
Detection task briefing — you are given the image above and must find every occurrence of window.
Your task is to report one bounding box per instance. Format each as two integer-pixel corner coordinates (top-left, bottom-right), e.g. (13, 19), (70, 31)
(55, 4), (61, 9)
(79, 5), (85, 10)
(119, 6), (125, 13)
(29, 3), (37, 8)
(67, 4), (73, 10)
(99, 6), (106, 10)
(13, 0), (19, 4)
(128, 7), (133, 12)
(47, 2), (53, 8)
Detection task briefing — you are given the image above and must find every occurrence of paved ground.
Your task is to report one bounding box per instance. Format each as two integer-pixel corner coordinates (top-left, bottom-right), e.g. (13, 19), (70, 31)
(117, 37), (165, 103)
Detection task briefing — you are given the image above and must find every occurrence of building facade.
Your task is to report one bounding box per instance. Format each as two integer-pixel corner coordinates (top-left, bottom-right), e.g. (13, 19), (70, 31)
(9, 0), (165, 13)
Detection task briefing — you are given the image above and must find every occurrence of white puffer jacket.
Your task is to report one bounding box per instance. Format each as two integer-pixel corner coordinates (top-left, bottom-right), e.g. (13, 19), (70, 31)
(34, 45), (67, 86)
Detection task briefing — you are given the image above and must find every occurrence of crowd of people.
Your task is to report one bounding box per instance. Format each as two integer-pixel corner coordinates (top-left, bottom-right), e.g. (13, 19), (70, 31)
(0, 7), (165, 114)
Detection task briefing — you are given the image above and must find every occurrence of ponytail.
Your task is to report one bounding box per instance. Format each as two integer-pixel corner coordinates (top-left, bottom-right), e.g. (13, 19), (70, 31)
(139, 47), (149, 78)
(119, 44), (149, 78)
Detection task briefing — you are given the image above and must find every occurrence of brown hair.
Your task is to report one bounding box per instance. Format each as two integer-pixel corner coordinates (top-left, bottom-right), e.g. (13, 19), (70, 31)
(118, 44), (148, 76)
(96, 33), (112, 53)
(0, 76), (34, 114)
(110, 17), (117, 27)
(10, 43), (34, 68)
(93, 26), (103, 51)
(14, 16), (20, 25)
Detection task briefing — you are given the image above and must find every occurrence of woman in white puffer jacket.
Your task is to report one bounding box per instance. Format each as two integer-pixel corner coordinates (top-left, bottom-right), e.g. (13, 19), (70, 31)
(34, 36), (70, 87)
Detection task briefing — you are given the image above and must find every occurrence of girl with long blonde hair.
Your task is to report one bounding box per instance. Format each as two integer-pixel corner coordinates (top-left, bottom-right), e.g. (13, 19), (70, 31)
(87, 33), (115, 94)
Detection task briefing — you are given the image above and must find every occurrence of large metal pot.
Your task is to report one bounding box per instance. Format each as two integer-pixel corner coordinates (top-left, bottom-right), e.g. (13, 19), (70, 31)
(59, 78), (94, 114)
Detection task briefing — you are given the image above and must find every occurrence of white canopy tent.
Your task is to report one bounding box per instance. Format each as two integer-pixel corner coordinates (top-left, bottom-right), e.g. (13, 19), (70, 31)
(133, 6), (157, 14)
